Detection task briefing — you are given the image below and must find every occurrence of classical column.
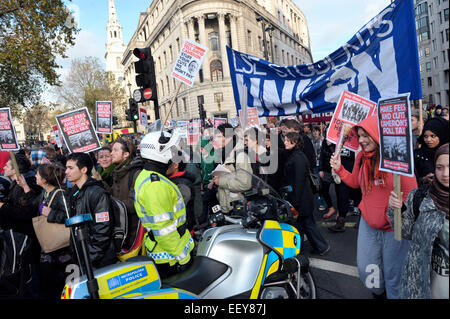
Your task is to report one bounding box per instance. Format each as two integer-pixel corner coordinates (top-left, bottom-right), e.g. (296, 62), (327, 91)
(187, 17), (195, 39)
(229, 14), (239, 51)
(187, 17), (200, 84)
(197, 14), (210, 82)
(218, 12), (230, 79)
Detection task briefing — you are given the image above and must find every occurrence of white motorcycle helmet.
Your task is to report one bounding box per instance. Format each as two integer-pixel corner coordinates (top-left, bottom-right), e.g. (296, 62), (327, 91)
(140, 129), (181, 164)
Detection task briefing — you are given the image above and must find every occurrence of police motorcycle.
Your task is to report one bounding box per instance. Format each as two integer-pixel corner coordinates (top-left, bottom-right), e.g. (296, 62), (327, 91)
(61, 128), (315, 299)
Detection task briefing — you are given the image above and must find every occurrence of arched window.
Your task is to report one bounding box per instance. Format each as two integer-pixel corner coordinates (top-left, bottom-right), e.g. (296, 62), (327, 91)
(210, 59), (223, 82)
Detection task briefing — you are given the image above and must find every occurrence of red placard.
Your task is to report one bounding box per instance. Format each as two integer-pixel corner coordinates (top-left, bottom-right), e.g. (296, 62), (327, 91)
(326, 91), (377, 152)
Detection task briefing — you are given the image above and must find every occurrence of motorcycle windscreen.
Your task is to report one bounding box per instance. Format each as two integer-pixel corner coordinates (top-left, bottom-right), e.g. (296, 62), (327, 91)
(258, 220), (301, 261)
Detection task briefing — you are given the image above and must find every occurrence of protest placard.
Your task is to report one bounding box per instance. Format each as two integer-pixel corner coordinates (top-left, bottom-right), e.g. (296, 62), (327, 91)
(56, 107), (101, 154)
(377, 94), (414, 177)
(187, 122), (201, 146)
(52, 124), (63, 148)
(300, 112), (334, 123)
(326, 91), (377, 152)
(0, 108), (19, 151)
(177, 121), (188, 138)
(140, 108), (148, 127)
(214, 118), (227, 129)
(95, 101), (112, 134)
(239, 107), (260, 128)
(171, 39), (208, 87)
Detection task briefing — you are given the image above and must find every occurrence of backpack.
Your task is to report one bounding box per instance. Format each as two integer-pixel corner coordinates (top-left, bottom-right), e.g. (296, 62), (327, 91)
(0, 229), (32, 297)
(111, 198), (128, 254)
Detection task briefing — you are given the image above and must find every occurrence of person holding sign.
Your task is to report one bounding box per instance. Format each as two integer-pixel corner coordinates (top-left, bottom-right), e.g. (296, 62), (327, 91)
(330, 115), (417, 299)
(388, 143), (449, 299)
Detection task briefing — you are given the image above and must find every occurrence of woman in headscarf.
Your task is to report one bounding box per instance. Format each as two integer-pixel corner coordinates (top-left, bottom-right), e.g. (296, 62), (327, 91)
(414, 117), (449, 186)
(330, 115), (418, 299)
(388, 143), (448, 299)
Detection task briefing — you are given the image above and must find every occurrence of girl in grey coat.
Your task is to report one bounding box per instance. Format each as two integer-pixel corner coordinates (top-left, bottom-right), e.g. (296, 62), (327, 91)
(388, 143), (449, 299)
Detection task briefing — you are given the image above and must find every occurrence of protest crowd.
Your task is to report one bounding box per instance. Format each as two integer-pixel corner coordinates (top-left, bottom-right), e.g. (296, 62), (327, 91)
(0, 101), (448, 300)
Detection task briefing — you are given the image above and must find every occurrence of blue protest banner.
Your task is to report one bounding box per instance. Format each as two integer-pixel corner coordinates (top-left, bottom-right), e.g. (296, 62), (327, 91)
(227, 0), (421, 117)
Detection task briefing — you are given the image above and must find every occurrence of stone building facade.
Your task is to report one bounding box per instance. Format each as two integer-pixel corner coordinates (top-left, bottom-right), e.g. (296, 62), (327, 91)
(121, 0), (313, 126)
(415, 0), (449, 107)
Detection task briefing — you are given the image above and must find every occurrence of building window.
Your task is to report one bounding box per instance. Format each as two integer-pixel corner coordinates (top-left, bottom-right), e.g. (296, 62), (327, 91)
(428, 77), (432, 86)
(209, 32), (219, 51)
(247, 30), (252, 49)
(444, 8), (449, 22)
(425, 47), (431, 56)
(183, 97), (187, 112)
(197, 95), (204, 105)
(426, 62), (431, 72)
(210, 59), (223, 82)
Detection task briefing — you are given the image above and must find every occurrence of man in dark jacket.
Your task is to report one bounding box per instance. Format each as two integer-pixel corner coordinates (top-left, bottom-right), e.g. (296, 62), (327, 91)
(65, 152), (116, 270)
(108, 138), (143, 250)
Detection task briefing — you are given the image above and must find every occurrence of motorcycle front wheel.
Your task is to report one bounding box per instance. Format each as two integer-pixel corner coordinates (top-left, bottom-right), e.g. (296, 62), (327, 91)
(260, 270), (316, 299)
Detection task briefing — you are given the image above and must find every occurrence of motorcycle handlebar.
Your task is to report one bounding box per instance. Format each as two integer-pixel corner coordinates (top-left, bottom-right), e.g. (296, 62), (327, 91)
(223, 215), (243, 225)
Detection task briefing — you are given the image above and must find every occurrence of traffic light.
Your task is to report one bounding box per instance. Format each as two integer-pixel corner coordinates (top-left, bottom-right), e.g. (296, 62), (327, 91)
(199, 103), (206, 121)
(129, 98), (139, 122)
(125, 109), (132, 121)
(133, 47), (157, 101)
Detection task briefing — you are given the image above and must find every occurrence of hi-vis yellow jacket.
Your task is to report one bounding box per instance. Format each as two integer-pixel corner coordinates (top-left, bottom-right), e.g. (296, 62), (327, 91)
(134, 170), (194, 266)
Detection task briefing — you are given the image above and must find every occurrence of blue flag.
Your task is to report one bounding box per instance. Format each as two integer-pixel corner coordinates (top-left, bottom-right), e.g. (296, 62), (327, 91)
(227, 0), (422, 117)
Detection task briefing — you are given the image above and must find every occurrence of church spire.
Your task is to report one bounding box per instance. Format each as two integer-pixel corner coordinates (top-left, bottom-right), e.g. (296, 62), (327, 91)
(106, 0), (122, 44)
(108, 0), (118, 24)
(105, 0), (126, 85)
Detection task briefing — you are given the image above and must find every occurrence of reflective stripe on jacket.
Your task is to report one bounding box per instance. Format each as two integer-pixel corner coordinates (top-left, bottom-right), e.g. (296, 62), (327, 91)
(134, 170), (194, 266)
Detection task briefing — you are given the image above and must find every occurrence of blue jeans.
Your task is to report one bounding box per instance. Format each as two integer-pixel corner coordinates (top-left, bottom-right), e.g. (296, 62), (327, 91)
(357, 217), (410, 299)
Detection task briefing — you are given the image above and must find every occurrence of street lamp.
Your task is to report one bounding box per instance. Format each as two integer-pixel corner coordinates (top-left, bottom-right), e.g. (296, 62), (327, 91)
(256, 16), (269, 61)
(265, 24), (275, 63)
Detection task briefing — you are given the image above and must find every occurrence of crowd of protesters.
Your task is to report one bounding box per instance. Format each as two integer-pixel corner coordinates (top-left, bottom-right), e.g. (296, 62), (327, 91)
(0, 104), (448, 300)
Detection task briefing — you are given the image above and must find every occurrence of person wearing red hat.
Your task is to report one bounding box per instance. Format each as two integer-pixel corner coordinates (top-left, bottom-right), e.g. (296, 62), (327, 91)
(330, 115), (417, 299)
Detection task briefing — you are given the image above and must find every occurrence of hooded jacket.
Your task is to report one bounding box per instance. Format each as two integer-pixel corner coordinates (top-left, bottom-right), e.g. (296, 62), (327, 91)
(335, 115), (418, 231)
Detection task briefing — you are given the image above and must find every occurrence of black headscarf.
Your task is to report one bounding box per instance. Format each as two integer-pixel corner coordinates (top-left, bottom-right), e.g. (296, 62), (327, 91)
(418, 117), (449, 159)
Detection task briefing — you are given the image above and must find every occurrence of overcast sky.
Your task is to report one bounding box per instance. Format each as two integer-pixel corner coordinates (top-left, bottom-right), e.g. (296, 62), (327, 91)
(48, 0), (391, 102)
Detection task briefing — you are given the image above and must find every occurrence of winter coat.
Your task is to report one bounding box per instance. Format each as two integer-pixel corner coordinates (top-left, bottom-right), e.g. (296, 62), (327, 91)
(0, 172), (42, 238)
(216, 138), (253, 213)
(336, 115), (417, 231)
(107, 157), (143, 249)
(388, 188), (447, 299)
(69, 178), (116, 269)
(283, 149), (315, 217)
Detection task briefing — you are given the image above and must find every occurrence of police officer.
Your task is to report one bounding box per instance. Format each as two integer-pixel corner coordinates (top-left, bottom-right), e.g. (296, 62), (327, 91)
(134, 130), (194, 279)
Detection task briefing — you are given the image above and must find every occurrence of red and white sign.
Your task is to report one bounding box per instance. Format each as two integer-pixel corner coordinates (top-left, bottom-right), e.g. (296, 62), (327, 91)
(187, 122), (201, 146)
(326, 91), (377, 152)
(52, 124), (63, 148)
(95, 101), (113, 134)
(95, 212), (110, 223)
(214, 118), (227, 129)
(239, 107), (260, 128)
(171, 39), (208, 87)
(0, 108), (19, 151)
(143, 88), (152, 100)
